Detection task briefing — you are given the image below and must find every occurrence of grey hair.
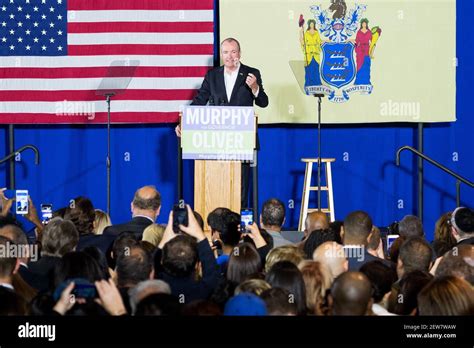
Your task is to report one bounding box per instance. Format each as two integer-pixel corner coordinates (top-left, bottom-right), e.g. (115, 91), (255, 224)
(128, 280), (171, 315)
(41, 217), (79, 257)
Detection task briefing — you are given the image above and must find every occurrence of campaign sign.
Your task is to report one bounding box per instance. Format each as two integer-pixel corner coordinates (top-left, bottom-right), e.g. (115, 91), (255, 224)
(181, 106), (255, 161)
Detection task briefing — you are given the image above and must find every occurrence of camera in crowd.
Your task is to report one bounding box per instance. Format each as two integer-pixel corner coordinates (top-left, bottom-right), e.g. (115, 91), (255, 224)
(172, 203), (189, 233)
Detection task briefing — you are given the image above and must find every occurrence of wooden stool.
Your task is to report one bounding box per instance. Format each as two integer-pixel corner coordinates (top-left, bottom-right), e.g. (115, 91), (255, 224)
(298, 158), (336, 231)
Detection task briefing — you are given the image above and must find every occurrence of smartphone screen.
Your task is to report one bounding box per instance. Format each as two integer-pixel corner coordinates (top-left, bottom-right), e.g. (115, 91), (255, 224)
(172, 204), (188, 233)
(240, 209), (253, 232)
(41, 204), (53, 223)
(15, 190), (29, 215)
(386, 234), (399, 251)
(73, 283), (97, 298)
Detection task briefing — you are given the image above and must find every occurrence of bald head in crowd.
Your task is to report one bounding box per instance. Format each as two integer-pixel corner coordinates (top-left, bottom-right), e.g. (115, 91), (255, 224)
(131, 186), (161, 221)
(304, 212), (330, 237)
(331, 271), (372, 315)
(313, 241), (348, 281)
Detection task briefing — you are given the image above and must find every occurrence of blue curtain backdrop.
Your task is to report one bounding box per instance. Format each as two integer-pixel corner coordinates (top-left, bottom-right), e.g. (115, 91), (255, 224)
(1, 1), (472, 240)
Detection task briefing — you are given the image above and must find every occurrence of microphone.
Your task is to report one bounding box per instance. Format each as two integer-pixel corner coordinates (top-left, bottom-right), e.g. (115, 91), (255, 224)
(218, 98), (225, 106)
(209, 95), (215, 106)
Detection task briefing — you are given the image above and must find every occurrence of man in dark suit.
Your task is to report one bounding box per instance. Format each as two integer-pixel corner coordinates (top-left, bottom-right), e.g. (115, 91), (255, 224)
(103, 186), (161, 240)
(177, 38), (269, 207)
(0, 223), (48, 292)
(191, 38), (268, 108)
(342, 211), (391, 271)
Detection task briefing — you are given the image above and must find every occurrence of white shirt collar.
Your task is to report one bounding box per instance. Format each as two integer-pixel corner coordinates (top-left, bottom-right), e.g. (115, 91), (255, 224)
(0, 283), (14, 290)
(343, 244), (364, 249)
(133, 215), (155, 223)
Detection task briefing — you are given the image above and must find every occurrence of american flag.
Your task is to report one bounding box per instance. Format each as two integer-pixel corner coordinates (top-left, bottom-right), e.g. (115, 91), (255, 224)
(0, 0), (214, 124)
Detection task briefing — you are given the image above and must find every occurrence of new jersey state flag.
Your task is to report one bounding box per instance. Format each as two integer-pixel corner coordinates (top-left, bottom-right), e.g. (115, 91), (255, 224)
(0, 0), (214, 124)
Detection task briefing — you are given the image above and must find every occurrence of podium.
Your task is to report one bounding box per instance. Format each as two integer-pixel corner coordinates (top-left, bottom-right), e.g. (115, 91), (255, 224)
(181, 106), (256, 231)
(194, 160), (241, 225)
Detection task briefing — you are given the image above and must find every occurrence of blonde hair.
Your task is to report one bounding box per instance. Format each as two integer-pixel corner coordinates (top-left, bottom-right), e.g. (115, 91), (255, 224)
(298, 260), (331, 315)
(265, 245), (305, 274)
(142, 224), (165, 247)
(93, 209), (111, 235)
(418, 276), (474, 315)
(235, 279), (271, 296)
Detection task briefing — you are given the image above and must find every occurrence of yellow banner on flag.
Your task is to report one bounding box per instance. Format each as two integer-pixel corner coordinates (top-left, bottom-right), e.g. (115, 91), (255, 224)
(220, 0), (456, 124)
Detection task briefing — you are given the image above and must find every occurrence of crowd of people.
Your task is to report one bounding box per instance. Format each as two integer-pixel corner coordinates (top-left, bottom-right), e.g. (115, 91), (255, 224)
(0, 186), (472, 316)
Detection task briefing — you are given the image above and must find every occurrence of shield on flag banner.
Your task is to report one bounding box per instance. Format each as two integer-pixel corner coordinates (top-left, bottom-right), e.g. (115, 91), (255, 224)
(320, 42), (356, 89)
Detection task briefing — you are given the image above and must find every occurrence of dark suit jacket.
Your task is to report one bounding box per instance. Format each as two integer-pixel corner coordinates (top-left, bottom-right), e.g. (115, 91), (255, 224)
(103, 216), (154, 240)
(77, 233), (116, 258)
(155, 239), (221, 302)
(344, 246), (392, 271)
(192, 63), (268, 108)
(19, 264), (49, 293)
(28, 255), (62, 291)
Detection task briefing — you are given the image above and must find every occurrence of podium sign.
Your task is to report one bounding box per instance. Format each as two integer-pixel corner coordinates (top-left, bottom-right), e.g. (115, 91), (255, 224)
(181, 106), (255, 161)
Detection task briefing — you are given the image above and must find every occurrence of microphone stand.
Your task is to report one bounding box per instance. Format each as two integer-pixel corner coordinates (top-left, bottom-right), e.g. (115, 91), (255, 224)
(302, 23), (324, 211)
(316, 94), (323, 211)
(105, 92), (115, 215)
(178, 118), (183, 202)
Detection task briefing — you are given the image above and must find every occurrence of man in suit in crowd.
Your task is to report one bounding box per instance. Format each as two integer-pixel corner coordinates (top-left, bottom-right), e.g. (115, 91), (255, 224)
(260, 198), (293, 248)
(0, 223), (48, 292)
(103, 186), (161, 239)
(450, 207), (474, 246)
(342, 211), (390, 271)
(176, 37), (269, 207)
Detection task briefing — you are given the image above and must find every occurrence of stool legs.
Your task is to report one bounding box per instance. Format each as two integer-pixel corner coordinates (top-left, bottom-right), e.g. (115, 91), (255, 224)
(326, 162), (335, 222)
(299, 160), (336, 231)
(299, 162), (313, 231)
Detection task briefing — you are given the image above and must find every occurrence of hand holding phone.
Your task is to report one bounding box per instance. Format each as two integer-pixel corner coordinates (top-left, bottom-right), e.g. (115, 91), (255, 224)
(240, 209), (253, 233)
(73, 282), (97, 299)
(53, 278), (97, 302)
(172, 203), (188, 233)
(15, 190), (29, 215)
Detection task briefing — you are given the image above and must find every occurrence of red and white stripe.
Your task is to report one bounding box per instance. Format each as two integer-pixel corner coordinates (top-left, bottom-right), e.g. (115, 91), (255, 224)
(0, 0), (214, 124)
